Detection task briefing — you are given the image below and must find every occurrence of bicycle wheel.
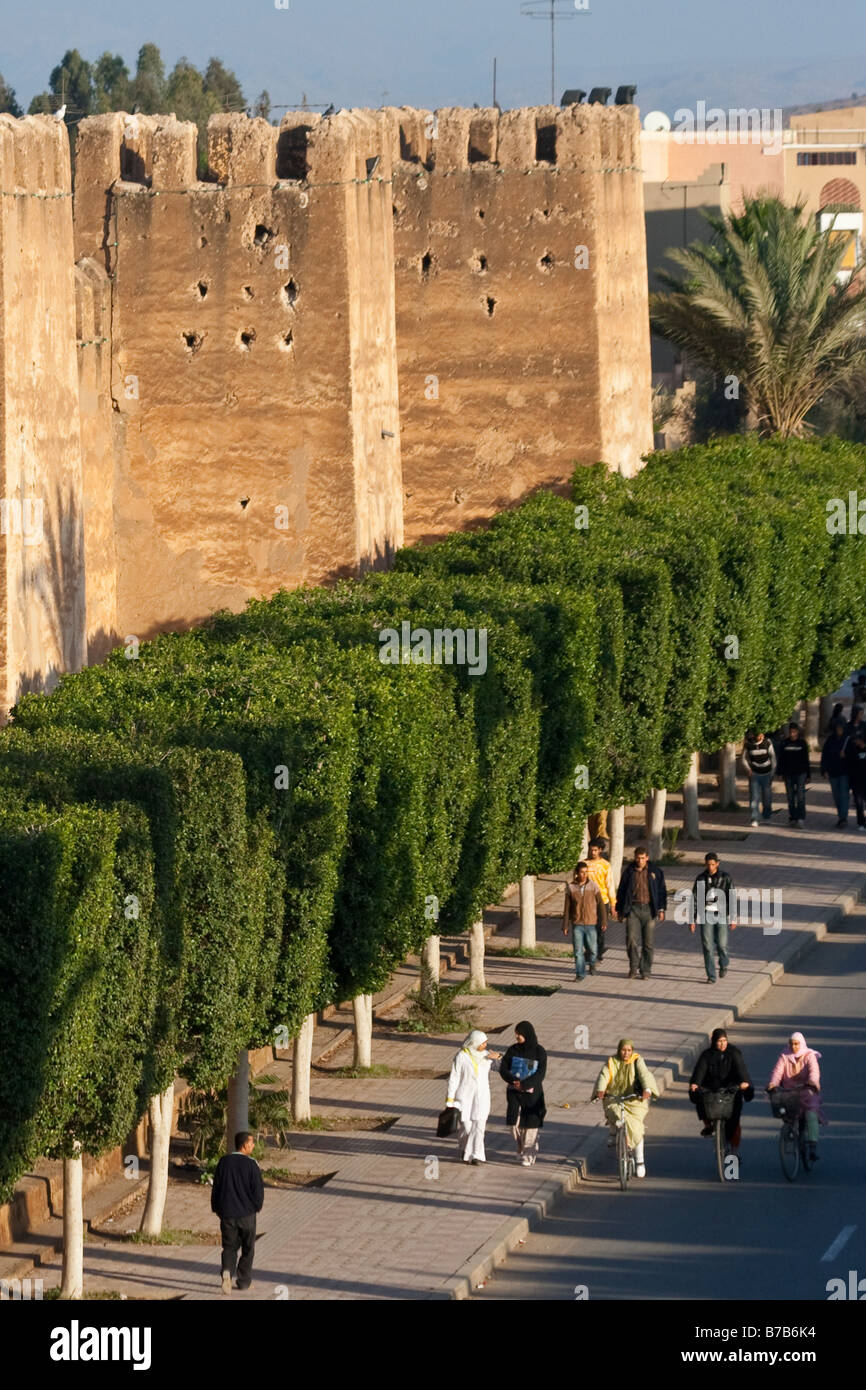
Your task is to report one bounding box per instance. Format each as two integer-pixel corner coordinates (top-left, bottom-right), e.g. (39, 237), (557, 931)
(715, 1119), (726, 1182)
(617, 1124), (629, 1190)
(779, 1122), (799, 1181)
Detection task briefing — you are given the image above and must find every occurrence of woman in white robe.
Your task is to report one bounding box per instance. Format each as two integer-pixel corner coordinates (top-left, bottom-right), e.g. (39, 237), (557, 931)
(446, 1030), (501, 1164)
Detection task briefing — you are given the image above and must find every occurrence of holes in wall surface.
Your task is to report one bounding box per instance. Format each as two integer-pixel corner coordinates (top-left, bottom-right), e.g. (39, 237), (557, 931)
(243, 285), (254, 300)
(253, 224), (275, 248)
(476, 208), (485, 221)
(470, 253), (488, 274)
(538, 253), (554, 273)
(484, 295), (496, 317)
(197, 281), (209, 298)
(238, 329), (256, 351)
(420, 250), (434, 280)
(279, 331), (294, 352)
(198, 235), (208, 249)
(535, 123), (557, 163)
(183, 331), (203, 353)
(282, 279), (299, 308)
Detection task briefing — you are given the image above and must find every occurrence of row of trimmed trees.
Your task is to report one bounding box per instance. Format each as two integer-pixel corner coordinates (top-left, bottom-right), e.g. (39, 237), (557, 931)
(1, 436), (864, 1294)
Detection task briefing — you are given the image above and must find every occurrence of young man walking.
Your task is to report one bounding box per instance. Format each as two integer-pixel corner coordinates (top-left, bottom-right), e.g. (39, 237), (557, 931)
(821, 718), (851, 828)
(584, 836), (616, 961)
(742, 731), (776, 826)
(777, 722), (811, 827)
(562, 861), (602, 981)
(615, 846), (667, 980)
(846, 730), (866, 831)
(689, 852), (737, 984)
(211, 1131), (265, 1294)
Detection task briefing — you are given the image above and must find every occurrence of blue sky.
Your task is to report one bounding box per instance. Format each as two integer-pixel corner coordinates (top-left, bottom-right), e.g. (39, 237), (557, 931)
(1, 0), (864, 115)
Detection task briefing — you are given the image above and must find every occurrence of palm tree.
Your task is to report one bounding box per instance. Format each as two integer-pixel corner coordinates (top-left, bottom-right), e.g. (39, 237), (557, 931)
(650, 195), (866, 437)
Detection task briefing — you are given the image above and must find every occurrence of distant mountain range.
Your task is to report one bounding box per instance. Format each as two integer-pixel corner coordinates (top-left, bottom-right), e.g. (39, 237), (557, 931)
(618, 57), (866, 121)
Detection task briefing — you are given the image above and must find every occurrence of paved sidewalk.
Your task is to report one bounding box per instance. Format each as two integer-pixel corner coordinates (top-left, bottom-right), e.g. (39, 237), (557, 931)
(11, 773), (866, 1301)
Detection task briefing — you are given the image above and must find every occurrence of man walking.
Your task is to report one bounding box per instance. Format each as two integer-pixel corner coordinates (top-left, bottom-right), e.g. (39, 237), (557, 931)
(585, 836), (616, 961)
(821, 718), (851, 828)
(562, 861), (602, 981)
(211, 1131), (264, 1294)
(742, 731), (776, 826)
(615, 846), (667, 980)
(689, 852), (737, 984)
(777, 722), (811, 827)
(846, 729), (866, 831)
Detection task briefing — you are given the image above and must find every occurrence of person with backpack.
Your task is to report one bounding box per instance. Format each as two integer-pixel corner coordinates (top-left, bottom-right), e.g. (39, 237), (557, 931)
(820, 719), (851, 828)
(742, 731), (776, 826)
(777, 722), (811, 827)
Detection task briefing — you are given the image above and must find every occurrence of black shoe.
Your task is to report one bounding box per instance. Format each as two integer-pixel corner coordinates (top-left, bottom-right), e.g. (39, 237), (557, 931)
(700, 1125), (714, 1137)
(235, 1282), (251, 1291)
(642, 969), (652, 978)
(637, 970), (645, 979)
(706, 976), (716, 984)
(719, 966), (727, 978)
(589, 963), (597, 975)
(628, 970), (638, 978)
(836, 818), (848, 829)
(575, 974), (585, 982)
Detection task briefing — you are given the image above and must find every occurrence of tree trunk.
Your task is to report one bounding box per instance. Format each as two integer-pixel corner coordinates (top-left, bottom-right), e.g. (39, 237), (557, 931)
(804, 698), (821, 749)
(519, 875), (536, 950)
(421, 934), (440, 1002)
(718, 742), (738, 808)
(645, 788), (667, 861)
(225, 1047), (250, 1153)
(469, 918), (486, 991)
(608, 806), (625, 890)
(291, 1013), (315, 1123)
(579, 819), (589, 861)
(352, 994), (373, 1069)
(60, 1152), (84, 1300)
(139, 1081), (174, 1237)
(682, 751), (700, 840)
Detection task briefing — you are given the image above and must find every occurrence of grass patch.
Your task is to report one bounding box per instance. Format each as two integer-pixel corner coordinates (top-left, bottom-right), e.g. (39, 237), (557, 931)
(395, 973), (477, 1034)
(114, 1227), (218, 1246)
(487, 944), (570, 958)
(326, 1063), (394, 1079)
(44, 1288), (127, 1300)
(289, 1114), (398, 1132)
(261, 1167), (335, 1188)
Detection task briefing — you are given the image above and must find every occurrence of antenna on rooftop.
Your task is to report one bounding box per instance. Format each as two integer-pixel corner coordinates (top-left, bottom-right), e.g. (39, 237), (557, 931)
(520, 0), (588, 106)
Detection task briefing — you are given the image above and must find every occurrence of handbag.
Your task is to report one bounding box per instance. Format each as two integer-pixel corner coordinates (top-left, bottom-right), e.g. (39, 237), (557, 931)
(436, 1105), (461, 1138)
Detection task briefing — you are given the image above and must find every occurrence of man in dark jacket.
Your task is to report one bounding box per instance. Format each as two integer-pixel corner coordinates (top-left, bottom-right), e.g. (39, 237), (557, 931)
(689, 1027), (753, 1152)
(689, 852), (736, 984)
(777, 722), (811, 827)
(211, 1131), (265, 1294)
(846, 730), (866, 831)
(615, 846), (667, 980)
(821, 719), (851, 828)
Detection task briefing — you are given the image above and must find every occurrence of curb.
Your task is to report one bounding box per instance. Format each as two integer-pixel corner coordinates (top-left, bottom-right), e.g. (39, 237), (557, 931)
(436, 873), (866, 1300)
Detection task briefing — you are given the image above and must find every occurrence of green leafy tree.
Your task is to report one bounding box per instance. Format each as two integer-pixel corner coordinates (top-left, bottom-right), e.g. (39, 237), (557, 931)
(203, 57), (245, 113)
(131, 43), (167, 113)
(650, 196), (866, 438)
(93, 52), (131, 113)
(0, 71), (23, 117)
(253, 89), (272, 121)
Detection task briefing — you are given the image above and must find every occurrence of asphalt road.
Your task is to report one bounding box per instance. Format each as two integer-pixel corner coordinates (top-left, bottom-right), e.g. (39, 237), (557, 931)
(475, 909), (866, 1302)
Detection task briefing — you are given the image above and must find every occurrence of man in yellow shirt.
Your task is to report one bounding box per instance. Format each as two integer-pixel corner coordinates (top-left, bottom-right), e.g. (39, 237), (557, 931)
(585, 837), (615, 961)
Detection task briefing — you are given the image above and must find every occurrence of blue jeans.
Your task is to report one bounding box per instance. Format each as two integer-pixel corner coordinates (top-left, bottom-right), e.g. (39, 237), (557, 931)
(785, 773), (807, 821)
(700, 919), (729, 980)
(749, 771), (773, 820)
(571, 923), (598, 979)
(829, 774), (850, 822)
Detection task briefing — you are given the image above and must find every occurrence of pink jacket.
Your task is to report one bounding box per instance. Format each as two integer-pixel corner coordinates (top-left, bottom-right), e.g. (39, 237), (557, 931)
(768, 1049), (826, 1120)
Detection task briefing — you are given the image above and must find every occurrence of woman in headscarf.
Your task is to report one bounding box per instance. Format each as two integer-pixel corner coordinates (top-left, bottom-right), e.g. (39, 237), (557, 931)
(767, 1031), (827, 1161)
(445, 1029), (501, 1165)
(592, 1038), (659, 1178)
(688, 1027), (753, 1154)
(499, 1021), (547, 1166)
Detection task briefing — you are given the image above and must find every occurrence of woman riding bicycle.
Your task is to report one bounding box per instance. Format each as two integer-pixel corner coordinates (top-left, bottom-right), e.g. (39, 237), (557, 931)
(592, 1038), (659, 1179)
(689, 1027), (753, 1155)
(767, 1031), (826, 1163)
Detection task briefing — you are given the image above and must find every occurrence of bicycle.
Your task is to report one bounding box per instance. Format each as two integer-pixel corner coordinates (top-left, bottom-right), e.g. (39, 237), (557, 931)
(697, 1086), (740, 1183)
(768, 1088), (814, 1182)
(595, 1093), (638, 1190)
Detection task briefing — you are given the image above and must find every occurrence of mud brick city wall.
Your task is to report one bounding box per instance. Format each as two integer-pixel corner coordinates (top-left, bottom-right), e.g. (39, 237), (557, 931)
(0, 106), (653, 707)
(391, 103), (653, 545)
(0, 115), (86, 712)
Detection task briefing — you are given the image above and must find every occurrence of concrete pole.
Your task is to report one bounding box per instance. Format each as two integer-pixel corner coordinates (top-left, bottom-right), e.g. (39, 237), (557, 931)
(682, 750), (700, 839)
(60, 1152), (84, 1299)
(469, 918), (486, 991)
(352, 994), (373, 1069)
(226, 1047), (250, 1153)
(804, 698), (821, 749)
(579, 819), (589, 861)
(519, 874), (536, 950)
(718, 742), (738, 808)
(421, 934), (441, 1001)
(645, 788), (667, 861)
(608, 805), (625, 891)
(291, 1012), (315, 1122)
(139, 1081), (175, 1236)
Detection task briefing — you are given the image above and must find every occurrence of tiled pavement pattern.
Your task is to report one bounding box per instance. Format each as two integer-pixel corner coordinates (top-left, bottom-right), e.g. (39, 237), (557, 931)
(16, 774), (866, 1301)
